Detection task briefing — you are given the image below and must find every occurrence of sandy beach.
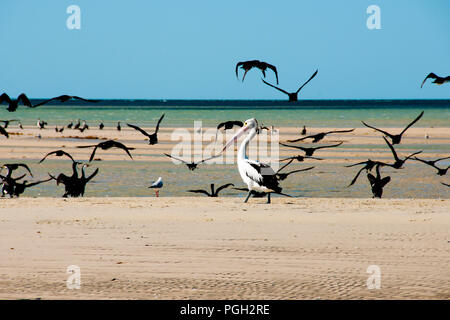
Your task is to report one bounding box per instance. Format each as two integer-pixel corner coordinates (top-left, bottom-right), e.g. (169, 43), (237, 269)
(0, 197), (449, 300)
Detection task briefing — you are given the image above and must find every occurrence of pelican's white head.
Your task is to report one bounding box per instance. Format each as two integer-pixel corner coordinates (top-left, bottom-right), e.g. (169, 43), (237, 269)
(221, 118), (258, 152)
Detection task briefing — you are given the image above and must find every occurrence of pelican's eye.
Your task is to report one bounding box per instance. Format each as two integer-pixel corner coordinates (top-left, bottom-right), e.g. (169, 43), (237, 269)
(244, 122), (247, 126)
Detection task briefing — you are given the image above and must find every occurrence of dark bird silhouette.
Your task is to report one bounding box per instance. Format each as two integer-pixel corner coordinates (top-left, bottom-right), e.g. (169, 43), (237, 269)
(280, 155), (322, 162)
(73, 119), (81, 130)
(37, 119), (48, 129)
(55, 126), (64, 133)
(367, 164), (391, 198)
(33, 95), (100, 107)
(1, 173), (26, 197)
(276, 165), (315, 181)
(301, 126), (307, 135)
(421, 73), (450, 88)
(99, 121), (104, 130)
(78, 121), (89, 132)
(346, 159), (390, 186)
(362, 111), (424, 145)
(383, 137), (422, 169)
(0, 125), (8, 138)
(235, 60), (278, 84)
(441, 182), (450, 187)
(11, 178), (52, 197)
(279, 141), (343, 156)
(0, 120), (20, 129)
(39, 150), (75, 163)
(48, 162), (82, 197)
(76, 164), (99, 197)
(187, 183), (234, 197)
(77, 140), (134, 162)
(67, 121), (73, 129)
(0, 93), (32, 112)
(117, 121), (121, 131)
(18, 122), (23, 129)
(127, 114), (165, 145)
(164, 153), (216, 171)
(217, 120), (243, 131)
(288, 128), (354, 143)
(1, 163), (33, 177)
(413, 156), (450, 176)
(261, 69), (318, 102)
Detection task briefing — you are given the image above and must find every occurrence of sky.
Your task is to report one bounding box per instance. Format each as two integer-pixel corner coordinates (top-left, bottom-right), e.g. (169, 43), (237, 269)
(0, 0), (449, 100)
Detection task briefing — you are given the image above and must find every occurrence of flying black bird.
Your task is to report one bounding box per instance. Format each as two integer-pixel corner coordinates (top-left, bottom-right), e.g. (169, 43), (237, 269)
(1, 163), (33, 177)
(362, 111), (424, 145)
(0, 120), (20, 129)
(346, 159), (389, 187)
(420, 73), (450, 88)
(77, 140), (134, 162)
(164, 153), (216, 171)
(383, 136), (422, 169)
(39, 150), (75, 163)
(279, 142), (343, 156)
(235, 60), (279, 84)
(187, 183), (235, 197)
(0, 126), (8, 138)
(261, 69), (318, 102)
(367, 164), (391, 198)
(280, 155), (322, 162)
(288, 128), (354, 143)
(33, 95), (100, 107)
(413, 156), (450, 176)
(0, 93), (33, 112)
(276, 166), (315, 181)
(11, 178), (52, 198)
(127, 114), (165, 145)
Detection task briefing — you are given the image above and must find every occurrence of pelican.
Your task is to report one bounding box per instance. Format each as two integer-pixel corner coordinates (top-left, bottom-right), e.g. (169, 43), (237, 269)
(148, 177), (163, 197)
(221, 118), (286, 204)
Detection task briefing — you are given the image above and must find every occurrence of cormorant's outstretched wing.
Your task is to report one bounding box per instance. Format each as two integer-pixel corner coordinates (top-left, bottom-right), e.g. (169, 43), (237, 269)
(261, 79), (289, 95)
(24, 178), (52, 188)
(85, 168), (99, 182)
(315, 142), (343, 150)
(266, 63), (279, 84)
(187, 189), (211, 196)
(0, 126), (8, 138)
(362, 121), (393, 139)
(296, 69), (318, 93)
(154, 113), (165, 133)
(421, 73), (438, 88)
(17, 93), (32, 107)
(32, 97), (59, 108)
(127, 123), (151, 137)
(279, 142), (307, 151)
(324, 128), (355, 134)
(235, 62), (244, 79)
(348, 167), (366, 187)
(215, 183), (235, 195)
(441, 182), (450, 187)
(39, 150), (75, 163)
(383, 137), (400, 162)
(88, 146), (100, 162)
(0, 93), (12, 105)
(72, 96), (100, 103)
(110, 141), (134, 160)
(164, 153), (189, 165)
(400, 111), (424, 135)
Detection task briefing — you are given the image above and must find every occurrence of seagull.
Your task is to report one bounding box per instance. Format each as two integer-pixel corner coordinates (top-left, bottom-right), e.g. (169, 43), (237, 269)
(383, 136), (422, 169)
(420, 73), (450, 88)
(413, 156), (450, 176)
(187, 183), (234, 197)
(279, 141), (343, 156)
(287, 129), (355, 143)
(77, 140), (134, 162)
(39, 150), (75, 163)
(261, 69), (318, 102)
(367, 164), (391, 198)
(362, 111), (424, 145)
(0, 93), (33, 112)
(220, 118), (292, 203)
(164, 153), (216, 171)
(37, 119), (47, 129)
(33, 95), (100, 107)
(148, 177), (163, 197)
(235, 60), (279, 84)
(127, 114), (165, 145)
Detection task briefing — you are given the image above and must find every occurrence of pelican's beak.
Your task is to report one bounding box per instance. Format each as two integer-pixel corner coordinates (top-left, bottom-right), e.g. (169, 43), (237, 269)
(221, 124), (249, 153)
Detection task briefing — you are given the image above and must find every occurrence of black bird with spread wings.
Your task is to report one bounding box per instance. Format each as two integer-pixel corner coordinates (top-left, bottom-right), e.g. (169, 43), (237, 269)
(0, 93), (33, 112)
(11, 178), (53, 198)
(217, 120), (243, 131)
(288, 128), (354, 143)
(261, 69), (318, 102)
(33, 95), (100, 107)
(39, 150), (75, 163)
(362, 111), (424, 145)
(279, 141), (343, 156)
(421, 73), (450, 88)
(1, 163), (33, 177)
(275, 159), (315, 181)
(280, 155), (322, 162)
(77, 140), (134, 162)
(127, 113), (165, 145)
(367, 164), (391, 198)
(413, 156), (450, 176)
(383, 136), (422, 169)
(346, 159), (389, 187)
(164, 153), (217, 171)
(236, 60), (278, 84)
(187, 183), (234, 197)
(0, 126), (8, 138)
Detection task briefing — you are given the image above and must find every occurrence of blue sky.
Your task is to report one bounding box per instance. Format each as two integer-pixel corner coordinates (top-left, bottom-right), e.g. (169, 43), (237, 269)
(1, 0), (449, 99)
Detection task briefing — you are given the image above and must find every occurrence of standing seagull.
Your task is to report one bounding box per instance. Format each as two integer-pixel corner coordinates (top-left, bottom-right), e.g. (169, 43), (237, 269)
(420, 73), (449, 88)
(221, 118), (289, 204)
(127, 114), (165, 145)
(235, 60), (279, 84)
(0, 93), (33, 112)
(362, 111), (424, 145)
(261, 69), (318, 102)
(148, 177), (163, 197)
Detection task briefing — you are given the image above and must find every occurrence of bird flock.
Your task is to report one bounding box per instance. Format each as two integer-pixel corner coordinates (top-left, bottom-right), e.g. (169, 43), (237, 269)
(1, 63), (449, 201)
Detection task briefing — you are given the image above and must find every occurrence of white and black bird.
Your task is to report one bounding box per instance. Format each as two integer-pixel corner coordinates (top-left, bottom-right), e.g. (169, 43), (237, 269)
(148, 177), (163, 197)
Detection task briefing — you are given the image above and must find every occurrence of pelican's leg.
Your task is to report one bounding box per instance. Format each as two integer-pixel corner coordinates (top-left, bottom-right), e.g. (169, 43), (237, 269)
(267, 193), (271, 204)
(244, 190), (252, 203)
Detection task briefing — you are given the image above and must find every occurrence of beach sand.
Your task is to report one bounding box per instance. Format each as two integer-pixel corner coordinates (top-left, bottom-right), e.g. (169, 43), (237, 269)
(0, 197), (449, 300)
